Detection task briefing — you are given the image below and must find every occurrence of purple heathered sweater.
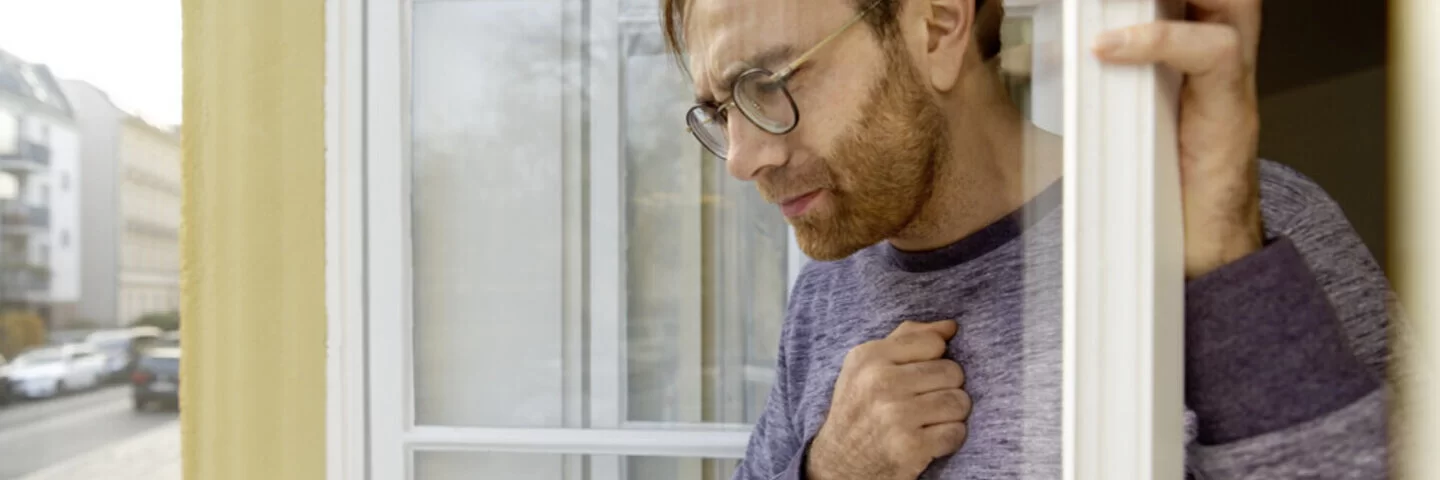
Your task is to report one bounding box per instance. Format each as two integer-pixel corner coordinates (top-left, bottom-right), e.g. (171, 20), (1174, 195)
(735, 160), (1391, 479)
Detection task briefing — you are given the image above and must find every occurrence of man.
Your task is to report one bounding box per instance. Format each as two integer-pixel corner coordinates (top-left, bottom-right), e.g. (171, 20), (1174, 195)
(664, 0), (1390, 478)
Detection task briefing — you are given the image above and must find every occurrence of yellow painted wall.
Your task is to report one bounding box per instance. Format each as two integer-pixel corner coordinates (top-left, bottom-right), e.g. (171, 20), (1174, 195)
(181, 0), (326, 478)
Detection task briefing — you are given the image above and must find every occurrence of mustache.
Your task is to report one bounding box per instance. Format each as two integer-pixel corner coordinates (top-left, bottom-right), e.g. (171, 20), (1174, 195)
(757, 164), (837, 204)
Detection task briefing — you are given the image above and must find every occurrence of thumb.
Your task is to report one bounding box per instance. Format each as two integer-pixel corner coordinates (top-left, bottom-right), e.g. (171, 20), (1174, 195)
(886, 319), (958, 341)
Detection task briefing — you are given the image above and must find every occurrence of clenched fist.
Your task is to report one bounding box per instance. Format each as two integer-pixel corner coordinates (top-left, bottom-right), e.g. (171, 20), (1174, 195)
(807, 320), (971, 480)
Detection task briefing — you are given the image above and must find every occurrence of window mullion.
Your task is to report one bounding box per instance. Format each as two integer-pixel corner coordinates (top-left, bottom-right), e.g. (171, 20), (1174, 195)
(404, 427), (750, 459)
(1061, 0), (1186, 479)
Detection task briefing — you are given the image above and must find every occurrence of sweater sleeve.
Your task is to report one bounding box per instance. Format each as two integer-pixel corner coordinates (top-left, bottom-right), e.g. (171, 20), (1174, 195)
(1183, 236), (1387, 478)
(1184, 162), (1396, 478)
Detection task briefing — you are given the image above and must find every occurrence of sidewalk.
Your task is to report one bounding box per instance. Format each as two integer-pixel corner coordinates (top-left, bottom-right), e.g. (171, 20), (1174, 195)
(19, 420), (180, 480)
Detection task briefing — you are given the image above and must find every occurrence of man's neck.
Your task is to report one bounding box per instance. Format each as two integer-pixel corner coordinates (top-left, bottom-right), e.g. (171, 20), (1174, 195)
(888, 76), (1063, 253)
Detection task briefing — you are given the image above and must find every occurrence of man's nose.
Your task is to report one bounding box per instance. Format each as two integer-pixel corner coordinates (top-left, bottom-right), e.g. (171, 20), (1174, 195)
(724, 116), (789, 182)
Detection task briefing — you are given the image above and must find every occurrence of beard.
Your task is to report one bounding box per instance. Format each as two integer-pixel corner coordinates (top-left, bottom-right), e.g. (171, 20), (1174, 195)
(760, 45), (950, 261)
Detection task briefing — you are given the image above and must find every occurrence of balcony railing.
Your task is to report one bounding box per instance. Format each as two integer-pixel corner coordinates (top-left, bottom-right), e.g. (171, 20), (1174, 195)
(0, 141), (51, 169)
(0, 205), (49, 229)
(0, 263), (50, 299)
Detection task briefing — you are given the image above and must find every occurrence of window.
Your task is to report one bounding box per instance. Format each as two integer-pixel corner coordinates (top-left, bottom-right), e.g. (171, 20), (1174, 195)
(59, 230), (69, 248)
(0, 111), (17, 156)
(341, 0), (1188, 478)
(59, 172), (69, 191)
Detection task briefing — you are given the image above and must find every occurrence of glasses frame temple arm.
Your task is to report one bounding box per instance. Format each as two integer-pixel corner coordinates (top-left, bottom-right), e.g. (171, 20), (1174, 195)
(770, 0), (883, 80)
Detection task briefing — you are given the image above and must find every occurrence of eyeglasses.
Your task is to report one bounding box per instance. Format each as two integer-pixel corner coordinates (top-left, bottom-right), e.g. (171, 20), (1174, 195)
(685, 0), (882, 160)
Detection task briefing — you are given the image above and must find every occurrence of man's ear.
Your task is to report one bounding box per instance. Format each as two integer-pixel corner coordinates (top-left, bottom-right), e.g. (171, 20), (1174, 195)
(924, 0), (975, 93)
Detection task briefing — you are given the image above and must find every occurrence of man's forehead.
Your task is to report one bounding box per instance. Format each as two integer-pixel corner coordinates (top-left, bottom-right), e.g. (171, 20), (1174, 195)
(685, 0), (852, 90)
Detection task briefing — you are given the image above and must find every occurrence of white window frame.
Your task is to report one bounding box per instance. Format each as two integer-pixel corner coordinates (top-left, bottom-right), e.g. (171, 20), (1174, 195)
(1061, 0), (1186, 477)
(325, 0), (1187, 478)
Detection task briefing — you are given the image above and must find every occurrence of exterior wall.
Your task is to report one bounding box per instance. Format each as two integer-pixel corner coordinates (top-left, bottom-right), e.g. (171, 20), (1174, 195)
(182, 0), (326, 477)
(46, 120), (80, 309)
(58, 80), (123, 327)
(118, 118), (181, 325)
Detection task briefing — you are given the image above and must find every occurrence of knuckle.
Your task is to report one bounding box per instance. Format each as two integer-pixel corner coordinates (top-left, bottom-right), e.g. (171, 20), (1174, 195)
(844, 343), (874, 366)
(941, 389), (965, 408)
(895, 430), (925, 453)
(902, 334), (941, 356)
(1216, 26), (1243, 58)
(1133, 24), (1167, 50)
(946, 424), (970, 448)
(876, 401), (906, 425)
(944, 360), (965, 386)
(889, 332), (918, 349)
(955, 389), (973, 414)
(915, 359), (945, 377)
(855, 367), (887, 392)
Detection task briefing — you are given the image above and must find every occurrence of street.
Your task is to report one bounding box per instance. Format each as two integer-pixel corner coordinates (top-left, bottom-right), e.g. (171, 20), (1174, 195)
(0, 385), (176, 479)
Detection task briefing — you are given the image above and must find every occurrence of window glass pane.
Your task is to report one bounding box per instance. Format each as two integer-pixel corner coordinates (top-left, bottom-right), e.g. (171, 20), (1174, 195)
(415, 452), (562, 480)
(0, 112), (17, 155)
(411, 0), (569, 427)
(620, 21), (789, 425)
(414, 452), (739, 480)
(408, 0), (792, 428)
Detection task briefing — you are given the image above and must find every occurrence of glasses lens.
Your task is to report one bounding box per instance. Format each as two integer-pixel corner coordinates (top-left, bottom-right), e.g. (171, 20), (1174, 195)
(735, 69), (797, 134)
(686, 105), (729, 159)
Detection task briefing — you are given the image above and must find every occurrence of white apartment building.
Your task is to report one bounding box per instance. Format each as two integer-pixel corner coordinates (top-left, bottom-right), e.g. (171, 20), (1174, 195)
(0, 50), (81, 328)
(62, 80), (181, 328)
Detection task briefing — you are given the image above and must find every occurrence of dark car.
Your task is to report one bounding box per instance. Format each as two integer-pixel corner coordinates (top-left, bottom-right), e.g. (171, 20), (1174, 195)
(131, 347), (180, 411)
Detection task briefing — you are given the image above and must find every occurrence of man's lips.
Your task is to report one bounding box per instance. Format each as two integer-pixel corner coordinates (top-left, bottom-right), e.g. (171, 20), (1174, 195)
(780, 190), (823, 218)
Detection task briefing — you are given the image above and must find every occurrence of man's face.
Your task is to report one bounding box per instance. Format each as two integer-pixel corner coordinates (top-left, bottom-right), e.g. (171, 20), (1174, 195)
(687, 0), (950, 261)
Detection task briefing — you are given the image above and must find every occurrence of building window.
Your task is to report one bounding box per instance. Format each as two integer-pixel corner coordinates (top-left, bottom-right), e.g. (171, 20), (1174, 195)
(0, 111), (17, 156)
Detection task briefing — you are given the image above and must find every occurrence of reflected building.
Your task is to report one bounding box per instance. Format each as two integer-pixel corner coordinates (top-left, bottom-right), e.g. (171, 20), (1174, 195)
(0, 49), (82, 328)
(61, 80), (181, 328)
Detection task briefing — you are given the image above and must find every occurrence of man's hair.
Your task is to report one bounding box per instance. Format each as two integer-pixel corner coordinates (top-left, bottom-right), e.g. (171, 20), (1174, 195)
(660, 0), (1003, 63)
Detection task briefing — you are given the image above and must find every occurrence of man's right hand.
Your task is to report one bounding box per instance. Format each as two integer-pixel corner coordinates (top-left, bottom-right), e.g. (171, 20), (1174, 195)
(806, 320), (971, 480)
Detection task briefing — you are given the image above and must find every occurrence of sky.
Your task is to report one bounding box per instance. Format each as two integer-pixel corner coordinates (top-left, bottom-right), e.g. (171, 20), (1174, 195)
(0, 0), (182, 126)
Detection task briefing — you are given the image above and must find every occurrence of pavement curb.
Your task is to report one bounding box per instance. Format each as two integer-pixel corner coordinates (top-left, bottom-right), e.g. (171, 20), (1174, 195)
(18, 419), (181, 480)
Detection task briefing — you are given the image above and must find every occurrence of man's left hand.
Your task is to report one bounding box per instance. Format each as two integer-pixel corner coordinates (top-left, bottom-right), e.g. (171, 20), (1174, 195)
(1090, 0), (1264, 278)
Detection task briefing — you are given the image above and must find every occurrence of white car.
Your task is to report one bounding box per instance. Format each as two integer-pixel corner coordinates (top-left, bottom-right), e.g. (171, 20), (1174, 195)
(7, 345), (108, 399)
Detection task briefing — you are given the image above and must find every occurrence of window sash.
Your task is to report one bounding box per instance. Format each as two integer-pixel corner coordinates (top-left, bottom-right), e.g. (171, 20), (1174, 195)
(331, 0), (1189, 479)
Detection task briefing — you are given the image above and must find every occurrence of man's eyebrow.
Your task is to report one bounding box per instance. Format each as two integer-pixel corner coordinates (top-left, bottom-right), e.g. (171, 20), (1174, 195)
(696, 44), (798, 104)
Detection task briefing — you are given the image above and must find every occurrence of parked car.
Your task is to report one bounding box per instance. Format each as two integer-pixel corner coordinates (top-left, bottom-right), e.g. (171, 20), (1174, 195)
(131, 347), (181, 411)
(6, 344), (108, 399)
(86, 328), (165, 382)
(0, 354), (12, 406)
